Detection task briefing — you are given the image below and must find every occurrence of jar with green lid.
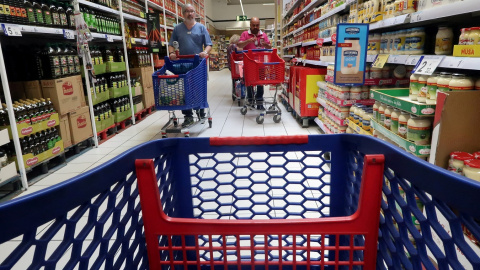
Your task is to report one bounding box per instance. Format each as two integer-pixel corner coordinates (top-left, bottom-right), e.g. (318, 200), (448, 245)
(407, 117), (432, 145)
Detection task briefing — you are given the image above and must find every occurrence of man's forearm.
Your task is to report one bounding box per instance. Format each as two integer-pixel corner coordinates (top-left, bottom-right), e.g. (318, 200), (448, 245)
(168, 46), (175, 54)
(204, 46), (212, 54)
(237, 40), (249, 48)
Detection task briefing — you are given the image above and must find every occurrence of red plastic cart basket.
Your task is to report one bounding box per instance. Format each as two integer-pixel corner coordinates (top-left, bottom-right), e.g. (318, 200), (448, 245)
(230, 51), (244, 80)
(243, 49), (286, 87)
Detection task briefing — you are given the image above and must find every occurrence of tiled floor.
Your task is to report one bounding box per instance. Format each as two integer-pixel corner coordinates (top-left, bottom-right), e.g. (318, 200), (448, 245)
(1, 69), (326, 269)
(16, 69), (322, 197)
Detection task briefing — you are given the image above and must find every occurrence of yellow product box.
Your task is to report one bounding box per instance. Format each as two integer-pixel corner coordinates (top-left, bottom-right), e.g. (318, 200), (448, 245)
(453, 45), (480, 57)
(3, 113), (60, 139)
(17, 140), (64, 169)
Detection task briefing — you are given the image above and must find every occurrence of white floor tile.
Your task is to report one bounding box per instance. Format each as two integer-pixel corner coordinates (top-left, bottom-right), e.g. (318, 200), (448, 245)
(54, 163), (95, 174)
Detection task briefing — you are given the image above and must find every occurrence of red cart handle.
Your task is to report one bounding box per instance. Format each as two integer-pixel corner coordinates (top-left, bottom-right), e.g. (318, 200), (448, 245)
(157, 75), (179, 78)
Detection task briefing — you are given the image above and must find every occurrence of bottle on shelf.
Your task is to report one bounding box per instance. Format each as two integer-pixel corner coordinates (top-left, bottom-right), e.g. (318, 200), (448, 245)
(56, 0), (67, 28)
(65, 2), (74, 29)
(40, 0), (53, 26)
(48, 0), (59, 27)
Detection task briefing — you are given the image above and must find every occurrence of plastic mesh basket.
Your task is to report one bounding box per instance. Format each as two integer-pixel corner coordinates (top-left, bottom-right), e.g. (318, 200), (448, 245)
(153, 55), (208, 111)
(230, 52), (244, 80)
(0, 135), (479, 270)
(243, 49), (286, 87)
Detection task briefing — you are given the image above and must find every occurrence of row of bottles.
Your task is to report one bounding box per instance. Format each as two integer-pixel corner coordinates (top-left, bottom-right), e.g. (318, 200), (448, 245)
(94, 102), (112, 121)
(88, 0), (118, 10)
(128, 47), (151, 68)
(20, 127), (61, 155)
(90, 46), (125, 65)
(81, 6), (121, 35)
(2, 98), (55, 125)
(39, 43), (81, 79)
(89, 72), (127, 94)
(111, 96), (130, 113)
(0, 0), (75, 29)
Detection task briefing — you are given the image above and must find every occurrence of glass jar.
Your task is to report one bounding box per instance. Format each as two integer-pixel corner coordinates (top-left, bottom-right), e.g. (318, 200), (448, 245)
(449, 73), (474, 91)
(349, 105), (356, 120)
(393, 65), (407, 79)
(426, 73), (439, 105)
(435, 26), (454, 55)
(464, 159), (480, 182)
(459, 28), (467, 45)
(339, 86), (351, 99)
(409, 73), (419, 101)
(448, 151), (474, 175)
(371, 67), (383, 79)
(350, 86), (362, 100)
(380, 33), (388, 54)
(378, 103), (386, 123)
(476, 78), (480, 90)
(361, 86), (370, 99)
(373, 101), (380, 120)
(382, 65), (391, 78)
(365, 65), (371, 79)
(468, 27), (480, 45)
(384, 106), (393, 128)
(358, 108), (366, 128)
(339, 106), (350, 119)
(372, 33), (381, 54)
(390, 109), (400, 134)
(407, 117), (432, 145)
(402, 0), (417, 14)
(409, 27), (425, 55)
(397, 29), (407, 54)
(346, 127), (354, 134)
(398, 112), (411, 138)
(437, 72), (452, 92)
(362, 110), (373, 131)
(417, 75), (429, 103)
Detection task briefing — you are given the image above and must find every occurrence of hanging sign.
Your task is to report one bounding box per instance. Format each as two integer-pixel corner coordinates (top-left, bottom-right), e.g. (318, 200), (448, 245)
(147, 12), (163, 52)
(371, 54), (389, 69)
(333, 24), (369, 86)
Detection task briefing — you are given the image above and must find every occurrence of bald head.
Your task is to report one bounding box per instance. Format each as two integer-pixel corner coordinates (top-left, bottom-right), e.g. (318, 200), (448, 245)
(250, 17), (260, 35)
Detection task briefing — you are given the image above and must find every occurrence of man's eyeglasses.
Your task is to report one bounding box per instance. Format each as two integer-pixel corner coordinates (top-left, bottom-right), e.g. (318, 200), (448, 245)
(184, 10), (195, 14)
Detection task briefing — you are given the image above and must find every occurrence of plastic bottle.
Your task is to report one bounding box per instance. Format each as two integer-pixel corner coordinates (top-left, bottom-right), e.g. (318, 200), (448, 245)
(56, 0), (67, 27)
(66, 3), (74, 29)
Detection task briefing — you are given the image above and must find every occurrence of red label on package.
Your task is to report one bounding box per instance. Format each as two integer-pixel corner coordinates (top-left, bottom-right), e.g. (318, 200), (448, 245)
(21, 126), (33, 135)
(316, 38), (324, 46)
(77, 116), (87, 128)
(47, 119), (57, 127)
(26, 157), (38, 166)
(62, 81), (74, 95)
(52, 146), (61, 155)
(337, 43), (352, 48)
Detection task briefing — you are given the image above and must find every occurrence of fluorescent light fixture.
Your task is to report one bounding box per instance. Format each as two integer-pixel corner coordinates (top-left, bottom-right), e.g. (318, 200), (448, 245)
(263, 3), (274, 5)
(239, 0), (245, 15)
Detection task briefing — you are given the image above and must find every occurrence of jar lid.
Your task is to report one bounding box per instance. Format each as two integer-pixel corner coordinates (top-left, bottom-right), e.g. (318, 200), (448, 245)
(466, 28), (472, 31)
(452, 73), (466, 78)
(471, 27), (480, 31)
(465, 159), (480, 169)
(451, 151), (474, 161)
(439, 72), (452, 77)
(411, 27), (425, 31)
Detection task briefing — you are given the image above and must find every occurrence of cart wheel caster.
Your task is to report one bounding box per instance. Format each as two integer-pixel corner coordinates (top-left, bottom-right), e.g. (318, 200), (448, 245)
(238, 100), (241, 106)
(240, 107), (247, 115)
(185, 134), (190, 137)
(173, 120), (178, 127)
(256, 115), (264, 124)
(208, 120), (212, 128)
(273, 115), (281, 123)
(268, 105), (275, 111)
(302, 118), (309, 128)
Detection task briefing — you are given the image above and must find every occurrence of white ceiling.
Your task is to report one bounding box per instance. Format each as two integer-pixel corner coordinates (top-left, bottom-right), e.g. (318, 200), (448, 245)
(226, 0), (275, 4)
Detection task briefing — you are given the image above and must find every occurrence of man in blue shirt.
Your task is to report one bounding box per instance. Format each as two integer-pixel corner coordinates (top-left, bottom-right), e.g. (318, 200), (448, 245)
(168, 4), (212, 127)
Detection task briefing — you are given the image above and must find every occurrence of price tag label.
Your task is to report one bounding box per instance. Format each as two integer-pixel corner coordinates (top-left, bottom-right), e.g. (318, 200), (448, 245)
(292, 58), (298, 63)
(411, 12), (422, 23)
(63, 29), (74, 39)
(316, 38), (324, 46)
(2, 24), (22, 37)
(406, 55), (421, 66)
(105, 34), (113, 42)
(371, 54), (389, 68)
(142, 39), (148, 45)
(442, 57), (465, 69)
(413, 55), (445, 75)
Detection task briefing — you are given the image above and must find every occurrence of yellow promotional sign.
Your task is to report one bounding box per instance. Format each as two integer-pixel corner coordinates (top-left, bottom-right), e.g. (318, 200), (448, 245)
(371, 54), (390, 69)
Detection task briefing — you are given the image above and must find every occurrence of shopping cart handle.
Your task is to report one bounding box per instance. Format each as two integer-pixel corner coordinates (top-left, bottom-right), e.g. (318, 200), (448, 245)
(249, 49), (273, 52)
(158, 75), (179, 78)
(210, 135), (309, 146)
(263, 62), (280, 65)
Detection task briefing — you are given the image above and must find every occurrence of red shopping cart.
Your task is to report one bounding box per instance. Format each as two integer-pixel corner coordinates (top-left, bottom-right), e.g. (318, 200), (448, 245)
(229, 50), (245, 106)
(1, 135), (480, 270)
(240, 49), (285, 124)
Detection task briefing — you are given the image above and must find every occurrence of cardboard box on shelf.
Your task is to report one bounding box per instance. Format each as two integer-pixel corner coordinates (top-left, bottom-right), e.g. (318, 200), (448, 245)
(41, 75), (83, 115)
(430, 91), (480, 169)
(142, 86), (155, 108)
(58, 114), (72, 148)
(23, 80), (43, 99)
(9, 82), (26, 100)
(68, 106), (93, 144)
(129, 67), (154, 89)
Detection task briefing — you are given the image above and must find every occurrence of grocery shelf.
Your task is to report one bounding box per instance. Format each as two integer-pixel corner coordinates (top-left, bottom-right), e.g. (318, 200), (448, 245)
(78, 0), (119, 15)
(0, 24), (71, 37)
(366, 54), (480, 70)
(130, 37), (149, 45)
(145, 0), (164, 12)
(303, 60), (333, 66)
(371, 89), (436, 117)
(370, 118), (431, 157)
(303, 2), (350, 30)
(346, 119), (373, 136)
(369, 14), (410, 30)
(316, 97), (327, 108)
(325, 92), (375, 107)
(123, 13), (147, 23)
(92, 33), (123, 41)
(166, 26), (174, 30)
(302, 40), (317, 46)
(0, 162), (20, 186)
(325, 75), (410, 86)
(314, 118), (333, 134)
(283, 0), (303, 17)
(410, 1), (480, 23)
(325, 110), (347, 126)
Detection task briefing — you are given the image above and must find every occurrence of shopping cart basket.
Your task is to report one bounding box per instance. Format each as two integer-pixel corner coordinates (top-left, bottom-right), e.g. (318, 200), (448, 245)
(240, 49), (285, 124)
(230, 50), (245, 106)
(1, 135), (480, 270)
(153, 54), (211, 137)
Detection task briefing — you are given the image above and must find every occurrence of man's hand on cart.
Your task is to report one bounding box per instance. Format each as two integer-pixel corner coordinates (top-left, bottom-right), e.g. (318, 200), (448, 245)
(169, 52), (178, 60)
(199, 51), (209, 58)
(247, 37), (256, 44)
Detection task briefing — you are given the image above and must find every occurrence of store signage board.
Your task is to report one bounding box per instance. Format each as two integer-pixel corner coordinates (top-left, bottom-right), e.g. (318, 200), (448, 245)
(2, 24), (22, 37)
(333, 24), (369, 86)
(413, 55), (445, 75)
(147, 12), (163, 52)
(371, 54), (389, 69)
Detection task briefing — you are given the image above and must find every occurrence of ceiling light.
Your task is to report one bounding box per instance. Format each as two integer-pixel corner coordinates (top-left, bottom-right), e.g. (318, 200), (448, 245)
(263, 3), (274, 5)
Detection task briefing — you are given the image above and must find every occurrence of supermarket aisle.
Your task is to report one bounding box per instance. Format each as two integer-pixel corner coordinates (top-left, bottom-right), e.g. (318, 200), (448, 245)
(16, 69), (321, 197)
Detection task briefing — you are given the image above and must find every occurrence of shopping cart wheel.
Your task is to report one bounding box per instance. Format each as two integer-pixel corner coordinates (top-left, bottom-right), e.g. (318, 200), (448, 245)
(240, 107), (247, 115)
(237, 100), (241, 106)
(162, 135), (167, 138)
(273, 114), (281, 123)
(256, 115), (264, 124)
(302, 118), (309, 128)
(173, 119), (178, 127)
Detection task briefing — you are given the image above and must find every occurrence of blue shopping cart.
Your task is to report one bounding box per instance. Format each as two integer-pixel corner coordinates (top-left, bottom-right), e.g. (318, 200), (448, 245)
(0, 135), (480, 269)
(153, 54), (211, 137)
